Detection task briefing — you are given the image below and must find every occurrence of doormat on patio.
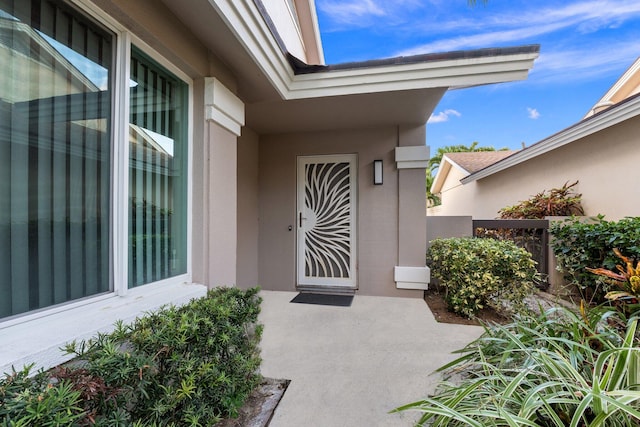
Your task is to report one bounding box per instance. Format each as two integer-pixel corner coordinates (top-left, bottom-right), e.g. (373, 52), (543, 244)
(290, 293), (353, 307)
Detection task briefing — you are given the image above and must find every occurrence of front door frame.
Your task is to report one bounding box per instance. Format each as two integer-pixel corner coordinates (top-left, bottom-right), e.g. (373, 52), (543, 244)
(296, 154), (358, 290)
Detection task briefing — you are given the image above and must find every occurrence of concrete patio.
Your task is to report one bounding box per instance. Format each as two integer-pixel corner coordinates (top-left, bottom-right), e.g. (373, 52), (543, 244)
(259, 290), (484, 426)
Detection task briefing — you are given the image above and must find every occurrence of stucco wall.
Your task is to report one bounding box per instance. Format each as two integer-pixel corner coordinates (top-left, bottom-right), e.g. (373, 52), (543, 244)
(237, 128), (260, 288)
(94, 0), (210, 78)
(431, 166), (475, 217)
(426, 216), (473, 249)
(258, 127), (422, 297)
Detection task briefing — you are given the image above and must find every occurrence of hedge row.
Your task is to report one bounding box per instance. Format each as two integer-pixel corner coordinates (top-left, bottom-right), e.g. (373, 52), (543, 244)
(0, 286), (263, 426)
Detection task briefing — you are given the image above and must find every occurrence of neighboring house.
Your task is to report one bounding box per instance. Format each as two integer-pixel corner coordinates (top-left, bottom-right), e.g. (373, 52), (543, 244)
(0, 0), (539, 373)
(428, 151), (517, 216)
(428, 57), (640, 220)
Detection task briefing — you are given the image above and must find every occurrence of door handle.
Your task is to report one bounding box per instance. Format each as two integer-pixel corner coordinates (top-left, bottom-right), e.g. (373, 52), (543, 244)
(299, 211), (306, 228)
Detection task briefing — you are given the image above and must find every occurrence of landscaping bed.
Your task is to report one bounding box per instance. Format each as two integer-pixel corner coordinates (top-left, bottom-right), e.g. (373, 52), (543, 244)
(424, 285), (506, 325)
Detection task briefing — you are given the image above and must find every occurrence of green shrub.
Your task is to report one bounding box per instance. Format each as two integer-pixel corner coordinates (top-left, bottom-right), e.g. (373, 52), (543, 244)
(394, 305), (640, 426)
(0, 365), (87, 427)
(428, 237), (539, 318)
(1, 286), (263, 426)
(550, 216), (640, 303)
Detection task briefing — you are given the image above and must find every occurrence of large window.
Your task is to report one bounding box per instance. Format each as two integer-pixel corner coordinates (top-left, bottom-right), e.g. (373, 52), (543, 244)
(0, 0), (190, 319)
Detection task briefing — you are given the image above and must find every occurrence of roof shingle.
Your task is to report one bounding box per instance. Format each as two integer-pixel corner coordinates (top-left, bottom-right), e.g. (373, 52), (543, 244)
(445, 151), (516, 174)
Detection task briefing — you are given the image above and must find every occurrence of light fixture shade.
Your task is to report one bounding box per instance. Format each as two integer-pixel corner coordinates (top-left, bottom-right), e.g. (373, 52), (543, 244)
(373, 159), (383, 185)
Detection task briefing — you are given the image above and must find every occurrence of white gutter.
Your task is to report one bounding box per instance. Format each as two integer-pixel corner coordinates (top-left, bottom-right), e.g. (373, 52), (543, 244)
(462, 94), (640, 184)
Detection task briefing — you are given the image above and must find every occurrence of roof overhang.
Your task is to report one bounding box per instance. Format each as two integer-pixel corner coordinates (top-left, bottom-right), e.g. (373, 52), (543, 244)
(161, 0), (539, 134)
(213, 0), (540, 100)
(430, 154), (472, 194)
(462, 93), (640, 184)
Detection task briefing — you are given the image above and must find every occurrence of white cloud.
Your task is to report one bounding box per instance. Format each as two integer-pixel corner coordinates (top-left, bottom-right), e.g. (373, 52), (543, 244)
(318, 0), (385, 26)
(428, 109), (461, 124)
(527, 107), (540, 119)
(530, 41), (640, 84)
(396, 1), (640, 55)
(318, 0), (430, 29)
(390, 1), (640, 86)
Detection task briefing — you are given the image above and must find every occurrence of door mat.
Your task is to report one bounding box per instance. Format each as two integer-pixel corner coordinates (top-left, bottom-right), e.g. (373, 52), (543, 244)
(290, 292), (354, 307)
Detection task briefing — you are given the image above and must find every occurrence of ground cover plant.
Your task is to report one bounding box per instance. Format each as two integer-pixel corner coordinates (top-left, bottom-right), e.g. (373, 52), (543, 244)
(395, 305), (640, 426)
(550, 216), (640, 303)
(427, 237), (539, 318)
(0, 286), (263, 426)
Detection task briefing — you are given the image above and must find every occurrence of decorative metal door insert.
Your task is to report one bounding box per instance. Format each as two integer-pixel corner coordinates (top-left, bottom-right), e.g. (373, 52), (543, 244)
(297, 155), (357, 288)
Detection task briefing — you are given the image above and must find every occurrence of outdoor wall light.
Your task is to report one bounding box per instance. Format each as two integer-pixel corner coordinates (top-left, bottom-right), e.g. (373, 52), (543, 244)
(373, 159), (383, 185)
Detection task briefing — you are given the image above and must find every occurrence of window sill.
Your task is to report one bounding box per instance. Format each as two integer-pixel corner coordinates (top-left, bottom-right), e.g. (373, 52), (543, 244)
(0, 281), (207, 376)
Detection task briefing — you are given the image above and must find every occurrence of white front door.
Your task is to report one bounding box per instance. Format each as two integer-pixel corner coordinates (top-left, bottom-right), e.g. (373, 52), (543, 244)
(297, 155), (357, 289)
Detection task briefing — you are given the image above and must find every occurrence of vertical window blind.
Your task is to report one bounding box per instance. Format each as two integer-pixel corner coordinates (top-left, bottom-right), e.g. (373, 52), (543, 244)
(0, 0), (113, 318)
(128, 48), (188, 288)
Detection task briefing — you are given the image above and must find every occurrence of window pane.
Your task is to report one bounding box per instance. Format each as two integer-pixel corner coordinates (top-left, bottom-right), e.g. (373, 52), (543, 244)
(129, 47), (188, 287)
(0, 0), (113, 318)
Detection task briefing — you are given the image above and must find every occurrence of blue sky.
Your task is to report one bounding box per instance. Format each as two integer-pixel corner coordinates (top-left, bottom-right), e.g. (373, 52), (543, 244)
(315, 0), (640, 152)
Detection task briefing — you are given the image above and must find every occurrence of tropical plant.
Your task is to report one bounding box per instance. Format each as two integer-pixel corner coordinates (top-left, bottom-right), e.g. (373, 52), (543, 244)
(550, 216), (640, 304)
(426, 165), (440, 207)
(394, 305), (640, 426)
(498, 180), (584, 219)
(428, 237), (539, 318)
(588, 248), (640, 306)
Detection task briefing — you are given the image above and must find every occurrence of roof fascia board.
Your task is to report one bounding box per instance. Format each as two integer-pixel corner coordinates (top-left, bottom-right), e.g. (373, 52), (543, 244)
(287, 54), (537, 99)
(443, 155), (472, 175)
(209, 0), (295, 98)
(294, 0), (325, 64)
(431, 161), (451, 194)
(431, 154), (471, 193)
(596, 58), (640, 105)
(462, 95), (640, 184)
(211, 0), (539, 101)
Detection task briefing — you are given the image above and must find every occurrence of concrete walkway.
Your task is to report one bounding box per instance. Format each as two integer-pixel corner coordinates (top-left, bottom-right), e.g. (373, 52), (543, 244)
(259, 291), (484, 427)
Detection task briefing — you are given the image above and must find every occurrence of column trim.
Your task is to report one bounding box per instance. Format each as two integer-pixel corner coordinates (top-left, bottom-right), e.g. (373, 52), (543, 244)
(204, 77), (245, 136)
(395, 146), (429, 169)
(394, 266), (430, 290)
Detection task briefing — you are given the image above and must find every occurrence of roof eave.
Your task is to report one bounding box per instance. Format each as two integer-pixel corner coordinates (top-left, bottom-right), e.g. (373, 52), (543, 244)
(430, 155), (471, 194)
(214, 0), (540, 101)
(287, 48), (539, 99)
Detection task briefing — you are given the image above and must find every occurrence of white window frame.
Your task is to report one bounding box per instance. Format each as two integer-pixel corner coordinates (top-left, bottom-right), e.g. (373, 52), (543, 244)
(1, 0), (195, 325)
